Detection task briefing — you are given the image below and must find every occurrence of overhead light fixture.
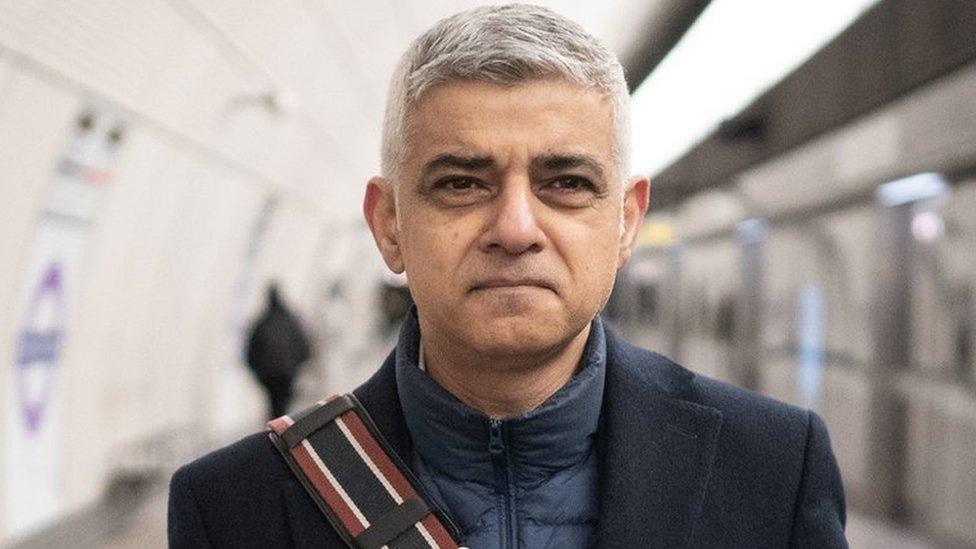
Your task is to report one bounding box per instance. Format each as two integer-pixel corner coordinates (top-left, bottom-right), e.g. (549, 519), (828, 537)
(630, 0), (880, 178)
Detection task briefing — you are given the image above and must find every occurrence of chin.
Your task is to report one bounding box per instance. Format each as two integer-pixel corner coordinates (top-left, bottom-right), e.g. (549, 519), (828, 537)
(465, 285), (564, 319)
(468, 329), (559, 358)
(460, 309), (579, 357)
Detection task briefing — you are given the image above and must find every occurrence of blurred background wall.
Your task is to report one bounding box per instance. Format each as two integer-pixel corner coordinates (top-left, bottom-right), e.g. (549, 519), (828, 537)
(1, 1), (976, 548)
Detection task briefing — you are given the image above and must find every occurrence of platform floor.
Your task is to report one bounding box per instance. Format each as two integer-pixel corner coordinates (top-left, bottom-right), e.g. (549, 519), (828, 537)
(3, 335), (955, 549)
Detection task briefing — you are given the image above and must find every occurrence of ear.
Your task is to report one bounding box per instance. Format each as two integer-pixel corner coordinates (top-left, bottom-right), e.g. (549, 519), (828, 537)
(617, 174), (650, 269)
(363, 176), (404, 273)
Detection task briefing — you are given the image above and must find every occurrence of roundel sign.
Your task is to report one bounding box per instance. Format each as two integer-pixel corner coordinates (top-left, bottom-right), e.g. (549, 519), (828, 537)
(15, 263), (65, 434)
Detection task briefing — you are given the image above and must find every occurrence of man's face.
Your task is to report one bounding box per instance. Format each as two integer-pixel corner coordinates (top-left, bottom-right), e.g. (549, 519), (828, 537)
(366, 79), (648, 358)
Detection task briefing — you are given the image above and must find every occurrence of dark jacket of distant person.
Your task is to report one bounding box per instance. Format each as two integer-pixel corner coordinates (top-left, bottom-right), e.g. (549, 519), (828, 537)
(169, 321), (847, 548)
(245, 285), (311, 417)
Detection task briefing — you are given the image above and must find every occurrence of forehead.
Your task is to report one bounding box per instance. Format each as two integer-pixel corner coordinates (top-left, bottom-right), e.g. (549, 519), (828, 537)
(404, 79), (616, 168)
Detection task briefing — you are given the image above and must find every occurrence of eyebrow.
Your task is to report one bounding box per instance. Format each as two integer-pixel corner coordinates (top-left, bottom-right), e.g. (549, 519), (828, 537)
(420, 152), (607, 179)
(532, 154), (605, 179)
(422, 154), (495, 176)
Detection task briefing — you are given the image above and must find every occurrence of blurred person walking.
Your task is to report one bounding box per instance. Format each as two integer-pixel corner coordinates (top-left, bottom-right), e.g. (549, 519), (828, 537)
(245, 283), (311, 419)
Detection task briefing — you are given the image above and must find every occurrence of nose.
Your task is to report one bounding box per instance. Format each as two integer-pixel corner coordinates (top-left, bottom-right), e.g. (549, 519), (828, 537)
(482, 182), (545, 255)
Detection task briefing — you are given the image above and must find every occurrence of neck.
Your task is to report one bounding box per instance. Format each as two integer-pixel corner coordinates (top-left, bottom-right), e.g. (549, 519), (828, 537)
(419, 322), (592, 419)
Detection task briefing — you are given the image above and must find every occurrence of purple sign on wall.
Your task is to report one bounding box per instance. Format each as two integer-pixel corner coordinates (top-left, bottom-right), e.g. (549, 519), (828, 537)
(15, 263), (65, 434)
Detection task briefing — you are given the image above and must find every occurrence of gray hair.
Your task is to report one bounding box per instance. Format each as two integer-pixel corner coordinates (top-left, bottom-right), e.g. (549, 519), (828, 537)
(381, 4), (630, 183)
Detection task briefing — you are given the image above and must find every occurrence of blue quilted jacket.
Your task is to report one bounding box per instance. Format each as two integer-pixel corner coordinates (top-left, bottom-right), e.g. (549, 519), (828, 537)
(396, 314), (606, 549)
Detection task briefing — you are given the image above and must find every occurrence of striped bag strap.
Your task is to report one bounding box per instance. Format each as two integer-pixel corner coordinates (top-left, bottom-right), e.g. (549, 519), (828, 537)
(267, 394), (463, 549)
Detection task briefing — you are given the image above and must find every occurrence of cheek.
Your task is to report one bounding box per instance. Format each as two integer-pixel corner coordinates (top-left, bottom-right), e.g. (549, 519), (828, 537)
(560, 221), (622, 289)
(576, 209), (622, 254)
(400, 217), (476, 290)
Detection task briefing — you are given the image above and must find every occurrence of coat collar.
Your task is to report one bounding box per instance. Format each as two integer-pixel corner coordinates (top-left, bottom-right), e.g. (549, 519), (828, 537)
(595, 326), (723, 548)
(353, 349), (411, 457)
(336, 321), (723, 548)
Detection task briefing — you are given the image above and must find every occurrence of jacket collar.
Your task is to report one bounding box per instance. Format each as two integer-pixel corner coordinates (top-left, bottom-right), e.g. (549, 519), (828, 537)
(394, 311), (606, 482)
(346, 321), (723, 548)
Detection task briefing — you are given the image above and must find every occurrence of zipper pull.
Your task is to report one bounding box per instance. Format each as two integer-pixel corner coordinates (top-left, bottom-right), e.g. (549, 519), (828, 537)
(488, 419), (504, 455)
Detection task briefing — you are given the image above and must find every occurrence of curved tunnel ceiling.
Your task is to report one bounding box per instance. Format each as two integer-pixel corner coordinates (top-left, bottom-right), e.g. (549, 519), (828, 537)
(167, 0), (678, 217)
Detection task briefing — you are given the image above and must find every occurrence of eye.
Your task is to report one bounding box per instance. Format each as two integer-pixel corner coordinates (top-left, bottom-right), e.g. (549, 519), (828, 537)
(428, 176), (492, 206)
(436, 177), (482, 191)
(547, 176), (595, 192)
(537, 175), (602, 208)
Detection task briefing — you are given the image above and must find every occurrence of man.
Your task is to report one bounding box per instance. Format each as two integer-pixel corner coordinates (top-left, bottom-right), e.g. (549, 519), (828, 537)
(169, 5), (847, 548)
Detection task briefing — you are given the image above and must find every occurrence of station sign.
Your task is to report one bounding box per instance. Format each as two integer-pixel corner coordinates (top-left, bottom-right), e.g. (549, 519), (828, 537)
(4, 105), (125, 538)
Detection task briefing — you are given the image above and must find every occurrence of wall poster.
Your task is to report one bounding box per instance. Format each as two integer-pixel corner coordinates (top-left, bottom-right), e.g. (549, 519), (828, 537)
(3, 106), (125, 538)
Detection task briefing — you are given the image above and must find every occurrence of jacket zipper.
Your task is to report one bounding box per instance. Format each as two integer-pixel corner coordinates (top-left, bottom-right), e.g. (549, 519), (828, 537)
(489, 419), (516, 549)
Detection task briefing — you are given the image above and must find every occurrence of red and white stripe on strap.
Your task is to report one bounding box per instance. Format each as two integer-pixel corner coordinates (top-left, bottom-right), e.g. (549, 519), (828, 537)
(268, 395), (461, 549)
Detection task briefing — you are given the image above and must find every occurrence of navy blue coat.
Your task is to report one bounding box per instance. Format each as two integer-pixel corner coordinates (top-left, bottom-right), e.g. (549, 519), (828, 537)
(168, 329), (847, 548)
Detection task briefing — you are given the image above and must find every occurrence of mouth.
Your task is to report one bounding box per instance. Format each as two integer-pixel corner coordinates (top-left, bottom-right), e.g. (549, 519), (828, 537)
(469, 278), (556, 293)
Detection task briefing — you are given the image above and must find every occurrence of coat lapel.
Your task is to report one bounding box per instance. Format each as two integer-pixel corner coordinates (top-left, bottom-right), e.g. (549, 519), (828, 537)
(596, 329), (723, 548)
